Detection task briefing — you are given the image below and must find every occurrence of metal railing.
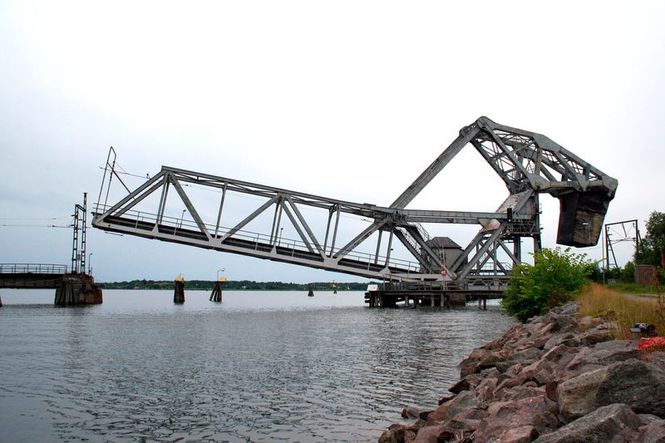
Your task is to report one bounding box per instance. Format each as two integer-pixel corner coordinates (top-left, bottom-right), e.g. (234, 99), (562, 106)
(0, 263), (70, 274)
(93, 204), (422, 274)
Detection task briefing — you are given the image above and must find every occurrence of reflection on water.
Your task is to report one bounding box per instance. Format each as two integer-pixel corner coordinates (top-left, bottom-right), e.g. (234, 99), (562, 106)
(0, 289), (515, 442)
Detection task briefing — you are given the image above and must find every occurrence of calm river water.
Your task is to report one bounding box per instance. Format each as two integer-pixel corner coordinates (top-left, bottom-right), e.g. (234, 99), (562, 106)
(0, 289), (515, 442)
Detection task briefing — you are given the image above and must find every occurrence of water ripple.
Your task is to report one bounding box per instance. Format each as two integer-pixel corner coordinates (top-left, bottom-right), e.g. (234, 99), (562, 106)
(0, 290), (515, 442)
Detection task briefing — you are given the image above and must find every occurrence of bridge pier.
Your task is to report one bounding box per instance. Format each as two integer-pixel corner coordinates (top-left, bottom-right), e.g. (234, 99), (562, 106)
(54, 274), (103, 306)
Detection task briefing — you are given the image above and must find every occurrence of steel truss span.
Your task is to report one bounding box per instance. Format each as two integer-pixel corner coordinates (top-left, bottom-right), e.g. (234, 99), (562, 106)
(92, 117), (617, 290)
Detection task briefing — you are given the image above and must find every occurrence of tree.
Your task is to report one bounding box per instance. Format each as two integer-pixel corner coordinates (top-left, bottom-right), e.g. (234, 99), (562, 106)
(636, 211), (665, 267)
(501, 248), (594, 322)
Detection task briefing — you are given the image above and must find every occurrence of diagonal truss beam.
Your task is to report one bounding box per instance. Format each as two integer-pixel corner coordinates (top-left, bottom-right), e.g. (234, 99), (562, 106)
(220, 196), (278, 243)
(333, 219), (388, 260)
(281, 199), (316, 254)
(284, 196), (325, 258)
(170, 175), (211, 240)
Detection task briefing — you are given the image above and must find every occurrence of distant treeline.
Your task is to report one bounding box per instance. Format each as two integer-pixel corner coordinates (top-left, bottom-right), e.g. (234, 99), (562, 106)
(98, 279), (376, 291)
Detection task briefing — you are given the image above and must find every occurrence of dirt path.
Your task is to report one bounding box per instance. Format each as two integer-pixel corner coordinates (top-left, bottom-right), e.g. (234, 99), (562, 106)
(622, 292), (662, 304)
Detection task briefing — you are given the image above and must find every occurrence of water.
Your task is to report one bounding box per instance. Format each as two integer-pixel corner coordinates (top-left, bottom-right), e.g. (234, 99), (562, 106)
(0, 289), (515, 442)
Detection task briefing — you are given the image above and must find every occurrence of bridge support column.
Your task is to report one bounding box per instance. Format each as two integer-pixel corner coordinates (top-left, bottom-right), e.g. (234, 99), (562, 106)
(54, 275), (103, 306)
(174, 279), (185, 304)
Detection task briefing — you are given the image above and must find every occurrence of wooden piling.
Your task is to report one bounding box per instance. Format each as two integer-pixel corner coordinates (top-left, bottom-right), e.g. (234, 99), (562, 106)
(210, 281), (223, 302)
(174, 279), (185, 304)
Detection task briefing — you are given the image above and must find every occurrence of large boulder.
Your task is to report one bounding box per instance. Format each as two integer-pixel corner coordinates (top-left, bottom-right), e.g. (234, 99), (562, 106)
(596, 359), (665, 417)
(474, 395), (559, 441)
(426, 390), (477, 424)
(556, 366), (609, 420)
(534, 403), (643, 443)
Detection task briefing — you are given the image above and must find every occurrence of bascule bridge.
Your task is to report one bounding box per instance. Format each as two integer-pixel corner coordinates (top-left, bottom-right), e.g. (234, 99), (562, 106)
(91, 117), (617, 303)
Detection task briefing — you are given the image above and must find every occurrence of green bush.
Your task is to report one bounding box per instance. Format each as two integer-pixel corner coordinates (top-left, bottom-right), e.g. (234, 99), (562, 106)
(621, 261), (635, 283)
(501, 247), (594, 322)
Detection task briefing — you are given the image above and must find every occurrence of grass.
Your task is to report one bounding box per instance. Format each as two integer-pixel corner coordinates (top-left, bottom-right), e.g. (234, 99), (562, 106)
(607, 282), (661, 295)
(577, 283), (665, 339)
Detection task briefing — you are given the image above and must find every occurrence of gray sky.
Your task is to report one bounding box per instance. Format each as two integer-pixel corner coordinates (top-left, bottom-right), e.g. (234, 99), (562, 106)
(1, 1), (664, 283)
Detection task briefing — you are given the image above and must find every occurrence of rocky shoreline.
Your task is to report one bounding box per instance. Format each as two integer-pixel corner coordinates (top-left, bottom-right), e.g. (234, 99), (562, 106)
(380, 302), (665, 442)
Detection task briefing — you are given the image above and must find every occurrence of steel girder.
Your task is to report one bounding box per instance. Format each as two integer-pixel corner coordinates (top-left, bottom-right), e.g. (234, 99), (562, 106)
(92, 117), (617, 288)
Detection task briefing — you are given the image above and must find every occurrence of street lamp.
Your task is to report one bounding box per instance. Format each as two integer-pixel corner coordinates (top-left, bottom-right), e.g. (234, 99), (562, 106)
(179, 209), (186, 228)
(217, 267), (225, 280)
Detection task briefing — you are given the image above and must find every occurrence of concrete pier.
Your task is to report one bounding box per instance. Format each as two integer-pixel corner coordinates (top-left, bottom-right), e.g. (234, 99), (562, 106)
(54, 275), (103, 305)
(54, 274), (102, 306)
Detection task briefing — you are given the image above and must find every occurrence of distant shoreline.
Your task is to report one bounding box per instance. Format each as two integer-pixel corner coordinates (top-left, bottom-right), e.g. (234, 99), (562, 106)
(98, 280), (376, 291)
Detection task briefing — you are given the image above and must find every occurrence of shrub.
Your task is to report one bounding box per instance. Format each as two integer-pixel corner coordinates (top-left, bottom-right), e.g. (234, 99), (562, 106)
(621, 261), (635, 283)
(501, 247), (594, 322)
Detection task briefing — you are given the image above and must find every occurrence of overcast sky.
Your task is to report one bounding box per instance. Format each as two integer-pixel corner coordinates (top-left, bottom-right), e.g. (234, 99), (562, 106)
(1, 1), (664, 283)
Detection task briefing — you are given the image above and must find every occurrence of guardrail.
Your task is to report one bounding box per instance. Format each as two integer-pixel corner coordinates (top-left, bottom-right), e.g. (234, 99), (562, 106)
(0, 263), (70, 274)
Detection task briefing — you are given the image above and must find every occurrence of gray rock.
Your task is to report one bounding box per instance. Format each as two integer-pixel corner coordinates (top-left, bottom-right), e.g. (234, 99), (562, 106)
(412, 425), (451, 443)
(401, 407), (422, 419)
(475, 395), (559, 441)
(379, 423), (420, 443)
(505, 347), (545, 368)
(426, 390), (477, 424)
(566, 340), (637, 376)
(639, 414), (664, 425)
(446, 406), (489, 432)
(596, 359), (665, 417)
(534, 403), (643, 443)
(577, 324), (612, 346)
(500, 425), (540, 443)
(637, 419), (665, 443)
(556, 366), (609, 420)
(643, 351), (665, 370)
